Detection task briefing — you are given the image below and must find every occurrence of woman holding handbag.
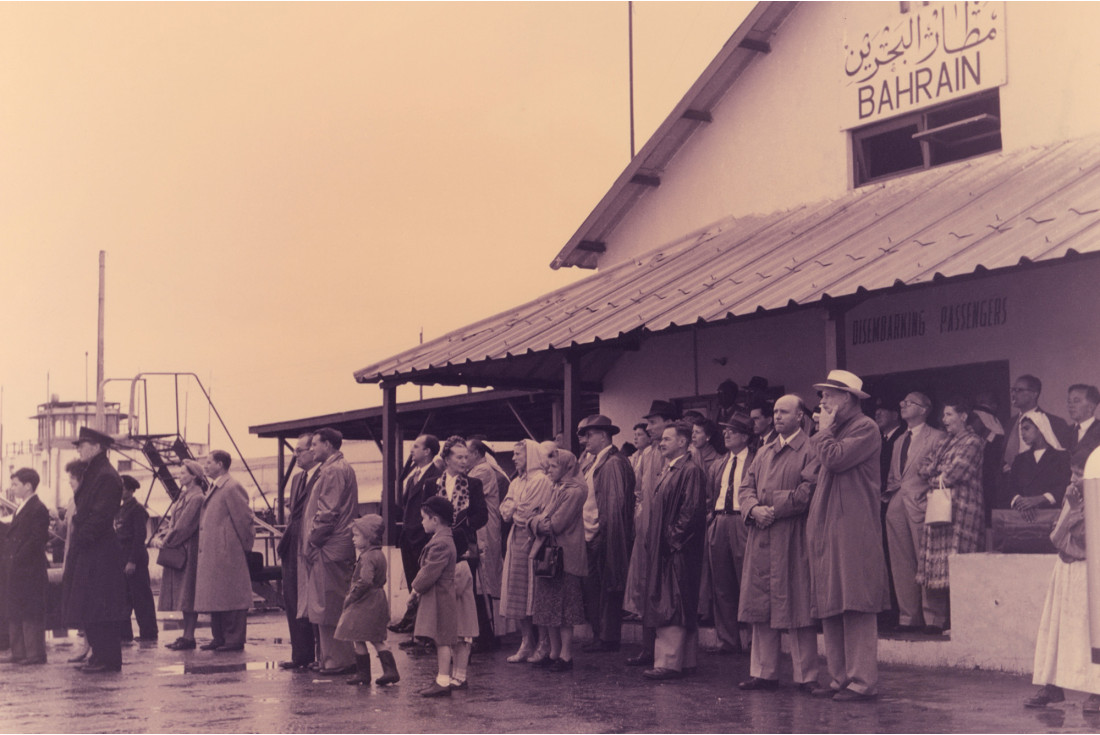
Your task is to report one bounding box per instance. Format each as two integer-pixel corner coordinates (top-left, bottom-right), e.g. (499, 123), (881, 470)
(915, 398), (985, 634)
(157, 459), (207, 650)
(529, 448), (588, 673)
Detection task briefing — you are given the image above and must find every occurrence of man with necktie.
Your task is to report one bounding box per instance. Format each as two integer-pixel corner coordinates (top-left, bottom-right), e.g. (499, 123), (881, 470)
(883, 392), (947, 633)
(278, 433), (318, 670)
(1065, 384), (1100, 468)
(700, 413), (755, 655)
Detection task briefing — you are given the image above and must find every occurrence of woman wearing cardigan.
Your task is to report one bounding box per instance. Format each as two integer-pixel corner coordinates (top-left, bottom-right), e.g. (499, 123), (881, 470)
(529, 448), (588, 673)
(499, 439), (554, 663)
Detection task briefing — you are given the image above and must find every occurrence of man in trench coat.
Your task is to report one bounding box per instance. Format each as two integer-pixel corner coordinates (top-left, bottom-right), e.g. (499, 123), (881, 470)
(640, 422), (707, 680)
(736, 395), (820, 691)
(61, 427), (129, 673)
(299, 427), (359, 673)
(194, 450), (256, 651)
(807, 371), (890, 701)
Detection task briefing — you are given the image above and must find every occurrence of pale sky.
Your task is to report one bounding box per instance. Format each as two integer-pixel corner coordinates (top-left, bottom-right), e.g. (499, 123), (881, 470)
(0, 1), (752, 457)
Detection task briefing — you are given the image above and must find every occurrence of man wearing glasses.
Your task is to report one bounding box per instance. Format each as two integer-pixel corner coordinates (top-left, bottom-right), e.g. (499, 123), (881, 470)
(1003, 376), (1071, 475)
(883, 393), (947, 633)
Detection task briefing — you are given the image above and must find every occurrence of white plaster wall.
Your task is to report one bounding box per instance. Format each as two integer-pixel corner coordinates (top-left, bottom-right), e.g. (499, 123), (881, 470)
(600, 2), (1100, 271)
(846, 257), (1100, 417)
(597, 309), (829, 428)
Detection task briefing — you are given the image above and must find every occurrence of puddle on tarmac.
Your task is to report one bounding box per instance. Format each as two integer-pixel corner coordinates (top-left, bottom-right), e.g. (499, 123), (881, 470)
(157, 661), (284, 676)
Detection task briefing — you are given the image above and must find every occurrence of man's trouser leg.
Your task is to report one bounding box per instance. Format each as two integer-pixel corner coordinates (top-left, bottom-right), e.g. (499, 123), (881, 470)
(821, 611), (878, 694)
(885, 495), (924, 627)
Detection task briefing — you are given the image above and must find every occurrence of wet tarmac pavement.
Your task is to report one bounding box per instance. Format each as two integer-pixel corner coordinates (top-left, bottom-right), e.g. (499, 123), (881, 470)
(0, 611), (1095, 734)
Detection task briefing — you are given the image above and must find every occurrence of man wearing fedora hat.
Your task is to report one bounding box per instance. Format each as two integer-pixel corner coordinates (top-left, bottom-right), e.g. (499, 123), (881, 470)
(700, 412), (755, 655)
(806, 370), (890, 701)
(623, 399), (678, 666)
(60, 427), (129, 673)
(576, 415), (635, 654)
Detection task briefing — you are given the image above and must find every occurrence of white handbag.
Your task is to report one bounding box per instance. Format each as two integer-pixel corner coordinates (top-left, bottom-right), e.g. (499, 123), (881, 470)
(925, 476), (953, 526)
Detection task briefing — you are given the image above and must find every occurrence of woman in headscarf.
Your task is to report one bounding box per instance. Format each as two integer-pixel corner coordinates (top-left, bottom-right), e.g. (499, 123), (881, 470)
(158, 459), (207, 650)
(499, 439), (553, 663)
(529, 448), (588, 672)
(1004, 410), (1071, 517)
(915, 398), (985, 634)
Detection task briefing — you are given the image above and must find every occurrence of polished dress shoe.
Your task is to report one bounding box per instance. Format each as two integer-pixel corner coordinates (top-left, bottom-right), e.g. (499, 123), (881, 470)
(625, 652), (654, 667)
(810, 686), (838, 698)
(419, 681), (452, 698)
(214, 645), (244, 653)
(739, 677), (779, 691)
(529, 655), (555, 668)
(642, 667), (682, 681)
(548, 658), (573, 672)
(278, 660), (311, 670)
(81, 662), (122, 674)
(797, 682), (817, 694)
(448, 679), (468, 690)
(318, 664), (357, 676)
(1024, 685), (1065, 708)
(581, 640), (620, 653)
(199, 640), (225, 651)
(135, 636), (159, 644)
(832, 688), (877, 702)
(165, 638), (196, 651)
(388, 619), (414, 634)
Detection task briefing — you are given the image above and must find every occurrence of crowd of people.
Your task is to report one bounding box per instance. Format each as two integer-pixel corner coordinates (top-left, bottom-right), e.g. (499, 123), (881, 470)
(0, 368), (1096, 710)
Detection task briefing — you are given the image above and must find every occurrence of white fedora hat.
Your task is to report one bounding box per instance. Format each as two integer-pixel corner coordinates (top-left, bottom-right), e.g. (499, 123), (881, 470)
(813, 369), (871, 400)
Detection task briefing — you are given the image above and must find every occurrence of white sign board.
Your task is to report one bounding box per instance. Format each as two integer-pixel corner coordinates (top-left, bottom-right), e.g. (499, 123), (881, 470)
(840, 1), (1006, 128)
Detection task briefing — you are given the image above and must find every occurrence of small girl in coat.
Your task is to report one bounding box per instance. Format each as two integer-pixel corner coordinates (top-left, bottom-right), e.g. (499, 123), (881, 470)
(411, 496), (458, 697)
(335, 515), (399, 687)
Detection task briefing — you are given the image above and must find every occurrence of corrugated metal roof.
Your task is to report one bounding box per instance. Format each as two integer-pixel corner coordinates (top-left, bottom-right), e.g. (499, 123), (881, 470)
(355, 138), (1100, 385)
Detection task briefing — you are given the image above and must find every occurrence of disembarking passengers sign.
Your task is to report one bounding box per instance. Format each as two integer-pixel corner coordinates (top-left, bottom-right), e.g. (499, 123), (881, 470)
(840, 1), (1006, 128)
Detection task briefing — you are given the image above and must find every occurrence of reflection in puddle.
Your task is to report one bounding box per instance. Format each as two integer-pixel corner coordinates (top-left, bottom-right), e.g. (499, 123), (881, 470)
(156, 661), (284, 676)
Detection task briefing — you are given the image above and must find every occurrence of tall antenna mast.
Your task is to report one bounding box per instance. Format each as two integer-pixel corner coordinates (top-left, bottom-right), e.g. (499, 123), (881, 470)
(95, 251), (106, 431)
(628, 1), (636, 159)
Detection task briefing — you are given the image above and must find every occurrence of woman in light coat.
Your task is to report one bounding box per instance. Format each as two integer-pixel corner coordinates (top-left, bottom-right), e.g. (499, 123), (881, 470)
(158, 460), (207, 650)
(499, 439), (553, 662)
(529, 448), (588, 672)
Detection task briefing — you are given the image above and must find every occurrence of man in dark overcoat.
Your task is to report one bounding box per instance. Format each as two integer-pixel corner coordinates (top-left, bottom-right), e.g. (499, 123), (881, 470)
(116, 475), (158, 643)
(807, 371), (890, 701)
(576, 414), (636, 654)
(277, 432), (318, 670)
(61, 426), (128, 673)
(640, 422), (707, 680)
(2, 468), (51, 665)
(390, 434), (443, 634)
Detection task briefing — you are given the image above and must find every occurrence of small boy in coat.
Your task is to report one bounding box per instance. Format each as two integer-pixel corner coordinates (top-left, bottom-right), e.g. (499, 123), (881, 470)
(336, 515), (399, 687)
(3, 468), (51, 665)
(411, 496), (458, 697)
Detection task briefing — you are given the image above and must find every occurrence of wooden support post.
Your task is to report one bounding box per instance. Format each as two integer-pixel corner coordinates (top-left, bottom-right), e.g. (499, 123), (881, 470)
(276, 437), (286, 525)
(381, 383), (399, 546)
(563, 353), (582, 455)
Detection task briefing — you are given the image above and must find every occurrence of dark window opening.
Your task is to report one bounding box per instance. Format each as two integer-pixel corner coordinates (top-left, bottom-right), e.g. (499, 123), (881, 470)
(853, 90), (1001, 186)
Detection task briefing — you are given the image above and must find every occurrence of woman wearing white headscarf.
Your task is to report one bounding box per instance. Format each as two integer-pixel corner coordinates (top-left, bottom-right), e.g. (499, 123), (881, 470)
(499, 439), (553, 662)
(1004, 410), (1071, 517)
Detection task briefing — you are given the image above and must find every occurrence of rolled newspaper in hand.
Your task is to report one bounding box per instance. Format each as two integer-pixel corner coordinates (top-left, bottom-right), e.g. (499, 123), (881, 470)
(1083, 448), (1100, 663)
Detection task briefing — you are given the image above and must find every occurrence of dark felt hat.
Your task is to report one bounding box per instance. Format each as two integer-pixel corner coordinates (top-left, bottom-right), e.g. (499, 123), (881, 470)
(73, 426), (114, 448)
(719, 412), (753, 435)
(643, 400), (677, 420)
(577, 414), (620, 436)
